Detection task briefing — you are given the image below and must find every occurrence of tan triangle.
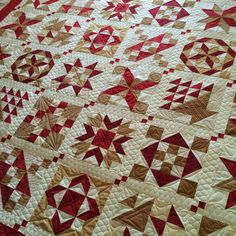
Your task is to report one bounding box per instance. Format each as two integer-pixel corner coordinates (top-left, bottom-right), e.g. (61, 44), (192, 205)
(172, 93), (217, 124)
(104, 150), (121, 168)
(119, 194), (138, 208)
(214, 177), (236, 192)
(113, 200), (154, 232)
(199, 216), (227, 236)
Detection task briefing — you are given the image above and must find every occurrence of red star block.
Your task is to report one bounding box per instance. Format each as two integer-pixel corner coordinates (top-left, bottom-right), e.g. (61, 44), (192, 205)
(83, 26), (121, 54)
(103, 68), (157, 110)
(200, 5), (236, 32)
(102, 0), (140, 21)
(219, 157), (236, 209)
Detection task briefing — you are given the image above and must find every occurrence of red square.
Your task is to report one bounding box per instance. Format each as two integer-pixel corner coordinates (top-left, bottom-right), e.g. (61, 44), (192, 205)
(211, 136), (217, 141)
(218, 133), (224, 139)
(24, 115), (34, 123)
(58, 101), (68, 108)
(190, 205), (197, 213)
(198, 201), (206, 209)
(35, 110), (45, 119)
(121, 176), (128, 182)
(114, 179), (120, 185)
(39, 129), (50, 137)
(52, 124), (63, 133)
(64, 119), (74, 128)
(92, 129), (116, 149)
(47, 106), (56, 114)
(27, 133), (38, 142)
(21, 220), (28, 227)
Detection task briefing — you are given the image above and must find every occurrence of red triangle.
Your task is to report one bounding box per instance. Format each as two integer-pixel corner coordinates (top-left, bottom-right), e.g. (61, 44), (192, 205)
(22, 92), (29, 100)
(203, 84), (214, 92)
(180, 81), (191, 87)
(72, 86), (82, 95)
(165, 0), (182, 7)
(156, 43), (174, 53)
(162, 133), (189, 148)
(51, 211), (75, 234)
(10, 107), (17, 115)
(89, 69), (102, 78)
(177, 88), (189, 95)
(9, 97), (16, 105)
(46, 31), (54, 38)
(15, 173), (31, 196)
(170, 78), (182, 85)
(141, 142), (159, 167)
(220, 157), (236, 177)
(149, 34), (166, 43)
(160, 103), (171, 110)
(74, 58), (83, 67)
(151, 169), (179, 186)
(151, 216), (166, 235)
(0, 184), (14, 207)
(149, 6), (160, 17)
(8, 88), (14, 96)
(191, 82), (202, 89)
(15, 90), (21, 98)
(13, 151), (26, 170)
(226, 190), (236, 209)
(0, 86), (7, 93)
(182, 151), (202, 177)
(62, 4), (71, 12)
(123, 227), (131, 236)
(3, 104), (10, 113)
(37, 35), (44, 43)
(86, 62), (97, 70)
(16, 99), (23, 108)
(137, 51), (152, 60)
(15, 90), (21, 97)
(83, 80), (92, 90)
(1, 94), (8, 102)
(64, 25), (72, 32)
(188, 90), (200, 97)
(64, 63), (73, 73)
(167, 86), (178, 93)
(58, 190), (83, 216)
(128, 42), (144, 51)
(4, 115), (11, 123)
(167, 206), (184, 228)
(164, 94), (175, 101)
(54, 75), (65, 83)
(73, 21), (80, 28)
(173, 96), (185, 103)
(156, 18), (172, 26)
(57, 83), (69, 91)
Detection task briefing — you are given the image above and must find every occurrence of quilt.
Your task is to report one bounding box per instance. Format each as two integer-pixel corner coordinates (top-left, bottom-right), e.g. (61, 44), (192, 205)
(0, 0), (236, 235)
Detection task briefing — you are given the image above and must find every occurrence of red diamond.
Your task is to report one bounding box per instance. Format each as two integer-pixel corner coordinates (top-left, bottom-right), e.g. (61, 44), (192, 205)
(190, 205), (198, 212)
(198, 201), (206, 209)
(92, 129), (116, 149)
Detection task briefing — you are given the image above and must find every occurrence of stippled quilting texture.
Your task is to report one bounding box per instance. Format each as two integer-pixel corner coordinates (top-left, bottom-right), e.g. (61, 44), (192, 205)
(0, 0), (236, 235)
